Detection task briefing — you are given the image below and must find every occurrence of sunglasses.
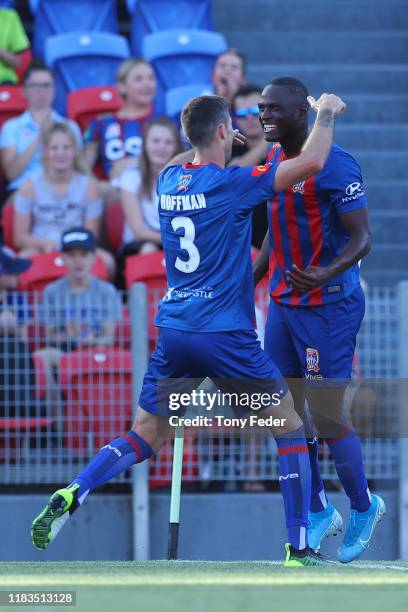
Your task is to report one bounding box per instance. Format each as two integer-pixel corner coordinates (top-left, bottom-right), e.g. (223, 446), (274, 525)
(234, 106), (260, 118)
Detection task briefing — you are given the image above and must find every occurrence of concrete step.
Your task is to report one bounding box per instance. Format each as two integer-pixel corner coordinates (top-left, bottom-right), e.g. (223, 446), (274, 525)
(215, 1), (408, 31)
(349, 151), (408, 179)
(248, 64), (408, 94)
(369, 214), (408, 243)
(364, 181), (408, 210)
(363, 246), (408, 286)
(226, 31), (408, 64)
(335, 125), (408, 151)
(327, 95), (408, 123)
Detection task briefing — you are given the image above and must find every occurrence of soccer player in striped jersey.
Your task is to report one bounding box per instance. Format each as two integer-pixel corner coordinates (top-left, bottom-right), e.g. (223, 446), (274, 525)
(32, 92), (346, 566)
(254, 77), (385, 563)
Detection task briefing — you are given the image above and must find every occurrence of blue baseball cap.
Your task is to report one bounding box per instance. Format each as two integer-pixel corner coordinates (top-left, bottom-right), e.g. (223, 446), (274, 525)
(61, 228), (96, 252)
(0, 243), (31, 275)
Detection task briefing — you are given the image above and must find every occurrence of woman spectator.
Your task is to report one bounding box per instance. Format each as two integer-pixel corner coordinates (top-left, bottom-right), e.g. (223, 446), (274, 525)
(212, 49), (246, 104)
(83, 58), (157, 182)
(117, 118), (183, 280)
(12, 122), (115, 277)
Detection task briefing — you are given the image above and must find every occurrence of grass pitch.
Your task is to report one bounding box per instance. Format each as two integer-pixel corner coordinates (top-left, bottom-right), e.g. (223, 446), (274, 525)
(1, 561), (408, 612)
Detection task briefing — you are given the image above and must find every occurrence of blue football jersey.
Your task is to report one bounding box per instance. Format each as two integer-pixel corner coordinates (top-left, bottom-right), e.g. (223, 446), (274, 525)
(266, 143), (368, 306)
(155, 161), (278, 332)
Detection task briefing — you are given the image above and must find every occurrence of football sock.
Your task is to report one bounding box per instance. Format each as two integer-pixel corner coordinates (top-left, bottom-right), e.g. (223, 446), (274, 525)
(325, 420), (371, 512)
(275, 425), (311, 550)
(307, 436), (328, 512)
(69, 431), (154, 499)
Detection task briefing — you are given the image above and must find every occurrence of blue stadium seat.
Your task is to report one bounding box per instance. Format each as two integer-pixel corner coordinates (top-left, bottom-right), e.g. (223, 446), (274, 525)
(127, 0), (213, 56)
(165, 83), (213, 120)
(0, 1), (15, 7)
(29, 0), (118, 57)
(45, 32), (130, 115)
(143, 29), (226, 108)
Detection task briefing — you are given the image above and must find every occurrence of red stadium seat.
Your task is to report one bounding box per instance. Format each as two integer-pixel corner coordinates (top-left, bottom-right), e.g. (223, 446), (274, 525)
(67, 85), (123, 132)
(15, 48), (32, 83)
(59, 348), (133, 454)
(0, 85), (27, 128)
(0, 417), (53, 462)
(1, 200), (16, 250)
(125, 251), (167, 349)
(106, 201), (124, 253)
(18, 251), (109, 292)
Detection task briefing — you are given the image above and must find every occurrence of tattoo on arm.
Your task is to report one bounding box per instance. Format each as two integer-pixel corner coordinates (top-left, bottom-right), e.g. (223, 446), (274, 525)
(317, 109), (335, 128)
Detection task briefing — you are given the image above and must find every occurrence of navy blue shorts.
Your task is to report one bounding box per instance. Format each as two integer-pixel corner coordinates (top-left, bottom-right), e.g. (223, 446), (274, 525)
(264, 285), (365, 384)
(139, 328), (288, 416)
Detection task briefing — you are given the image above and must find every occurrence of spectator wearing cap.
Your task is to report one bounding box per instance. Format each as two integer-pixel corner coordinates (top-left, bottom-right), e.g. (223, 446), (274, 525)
(0, 60), (81, 196)
(35, 228), (122, 393)
(12, 122), (115, 278)
(0, 7), (30, 85)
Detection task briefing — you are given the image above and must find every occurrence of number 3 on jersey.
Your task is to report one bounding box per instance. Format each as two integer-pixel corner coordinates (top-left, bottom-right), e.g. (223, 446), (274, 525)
(171, 216), (200, 273)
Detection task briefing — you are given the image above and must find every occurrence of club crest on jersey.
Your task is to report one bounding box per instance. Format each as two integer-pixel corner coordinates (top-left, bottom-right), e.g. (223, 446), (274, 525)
(252, 164), (271, 176)
(177, 174), (192, 191)
(306, 348), (320, 372)
(292, 180), (305, 194)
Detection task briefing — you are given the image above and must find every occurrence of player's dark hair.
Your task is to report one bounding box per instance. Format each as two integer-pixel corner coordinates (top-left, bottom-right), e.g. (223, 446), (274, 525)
(270, 77), (309, 104)
(23, 59), (54, 84)
(181, 95), (231, 148)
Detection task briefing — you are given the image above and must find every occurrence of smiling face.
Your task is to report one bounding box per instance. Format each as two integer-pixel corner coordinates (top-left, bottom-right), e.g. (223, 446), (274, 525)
(119, 62), (157, 107)
(43, 130), (76, 173)
(145, 124), (178, 168)
(258, 84), (308, 143)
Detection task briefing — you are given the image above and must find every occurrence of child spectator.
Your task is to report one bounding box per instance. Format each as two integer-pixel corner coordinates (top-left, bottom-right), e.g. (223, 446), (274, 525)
(12, 122), (115, 277)
(0, 7), (30, 84)
(0, 60), (81, 195)
(119, 118), (183, 260)
(83, 58), (157, 182)
(35, 228), (122, 396)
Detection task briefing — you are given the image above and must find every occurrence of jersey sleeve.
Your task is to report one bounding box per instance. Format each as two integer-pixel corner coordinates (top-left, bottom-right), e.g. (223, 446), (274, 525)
(319, 149), (368, 215)
(228, 162), (278, 212)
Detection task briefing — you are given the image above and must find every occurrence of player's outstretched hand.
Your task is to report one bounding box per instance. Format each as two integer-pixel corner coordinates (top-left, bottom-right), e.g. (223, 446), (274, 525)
(307, 94), (346, 117)
(233, 129), (246, 146)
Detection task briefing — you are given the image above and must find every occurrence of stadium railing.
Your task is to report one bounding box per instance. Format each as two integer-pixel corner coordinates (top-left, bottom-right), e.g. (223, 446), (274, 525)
(0, 283), (403, 488)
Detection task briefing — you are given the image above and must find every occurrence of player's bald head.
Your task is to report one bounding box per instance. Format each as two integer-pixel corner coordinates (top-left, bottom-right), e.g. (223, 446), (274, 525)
(181, 95), (231, 148)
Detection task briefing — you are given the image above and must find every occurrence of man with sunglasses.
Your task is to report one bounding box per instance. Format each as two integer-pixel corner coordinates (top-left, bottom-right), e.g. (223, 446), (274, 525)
(230, 85), (270, 248)
(253, 77), (384, 563)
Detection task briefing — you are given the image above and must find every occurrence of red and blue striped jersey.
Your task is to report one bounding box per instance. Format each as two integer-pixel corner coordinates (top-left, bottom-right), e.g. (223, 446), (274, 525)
(266, 143), (367, 307)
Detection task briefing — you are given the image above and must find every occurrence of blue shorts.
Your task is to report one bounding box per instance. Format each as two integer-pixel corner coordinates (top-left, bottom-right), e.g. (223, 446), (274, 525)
(264, 285), (365, 383)
(139, 328), (288, 416)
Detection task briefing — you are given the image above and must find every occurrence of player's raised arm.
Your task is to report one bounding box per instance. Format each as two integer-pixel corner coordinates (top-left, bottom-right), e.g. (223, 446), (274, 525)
(274, 93), (346, 192)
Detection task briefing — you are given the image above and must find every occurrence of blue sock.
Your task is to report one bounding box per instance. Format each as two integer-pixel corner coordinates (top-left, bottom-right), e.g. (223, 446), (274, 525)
(307, 437), (328, 512)
(69, 431), (154, 499)
(325, 421), (370, 512)
(275, 425), (311, 550)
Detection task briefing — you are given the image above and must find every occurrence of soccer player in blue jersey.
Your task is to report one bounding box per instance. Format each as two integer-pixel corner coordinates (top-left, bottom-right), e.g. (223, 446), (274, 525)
(254, 77), (385, 563)
(32, 92), (346, 566)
